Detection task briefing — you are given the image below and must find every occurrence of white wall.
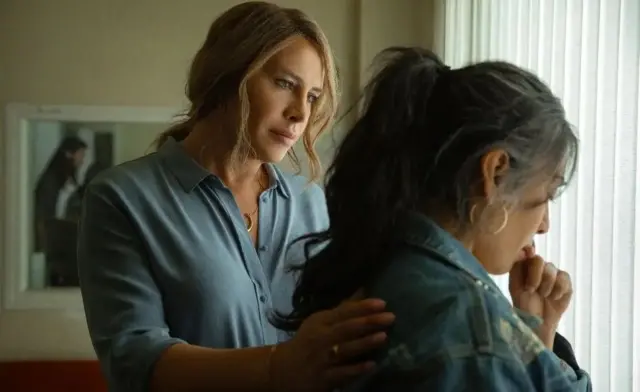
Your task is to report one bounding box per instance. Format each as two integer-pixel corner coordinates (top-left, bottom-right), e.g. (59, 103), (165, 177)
(113, 122), (168, 164)
(0, 0), (436, 359)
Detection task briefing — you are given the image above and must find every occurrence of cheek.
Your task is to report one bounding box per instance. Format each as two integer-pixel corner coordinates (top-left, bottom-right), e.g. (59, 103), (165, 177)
(506, 207), (546, 246)
(472, 237), (516, 275)
(474, 210), (543, 274)
(246, 81), (277, 123)
(247, 94), (285, 130)
(527, 204), (548, 232)
(246, 105), (271, 139)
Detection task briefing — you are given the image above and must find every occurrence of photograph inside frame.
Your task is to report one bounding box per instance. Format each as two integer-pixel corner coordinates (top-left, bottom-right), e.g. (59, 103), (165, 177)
(28, 120), (168, 289)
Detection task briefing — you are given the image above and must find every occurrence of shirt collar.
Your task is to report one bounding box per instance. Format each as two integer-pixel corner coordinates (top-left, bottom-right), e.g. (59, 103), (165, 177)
(395, 211), (504, 294)
(395, 211), (543, 330)
(158, 137), (289, 198)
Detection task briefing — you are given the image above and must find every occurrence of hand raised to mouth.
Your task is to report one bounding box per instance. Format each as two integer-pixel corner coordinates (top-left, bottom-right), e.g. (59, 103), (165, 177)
(508, 243), (573, 349)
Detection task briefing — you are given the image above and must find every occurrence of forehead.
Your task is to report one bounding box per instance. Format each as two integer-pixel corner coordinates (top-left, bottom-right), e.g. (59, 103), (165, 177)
(263, 36), (324, 89)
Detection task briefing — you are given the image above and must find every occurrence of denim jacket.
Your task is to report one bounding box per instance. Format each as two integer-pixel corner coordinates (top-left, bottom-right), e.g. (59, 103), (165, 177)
(346, 212), (592, 391)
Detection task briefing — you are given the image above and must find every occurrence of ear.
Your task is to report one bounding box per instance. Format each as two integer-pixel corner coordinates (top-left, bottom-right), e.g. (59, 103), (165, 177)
(480, 149), (510, 199)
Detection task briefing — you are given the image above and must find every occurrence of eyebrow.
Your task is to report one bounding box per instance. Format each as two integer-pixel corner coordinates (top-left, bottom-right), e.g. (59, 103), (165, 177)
(280, 68), (323, 94)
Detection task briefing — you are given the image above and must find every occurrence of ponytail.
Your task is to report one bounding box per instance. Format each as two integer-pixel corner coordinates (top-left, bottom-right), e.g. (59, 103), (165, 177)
(272, 47), (450, 331)
(154, 118), (194, 150)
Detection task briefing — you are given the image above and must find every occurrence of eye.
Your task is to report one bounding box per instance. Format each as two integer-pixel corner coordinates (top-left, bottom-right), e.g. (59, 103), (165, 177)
(275, 78), (295, 89)
(307, 94), (320, 104)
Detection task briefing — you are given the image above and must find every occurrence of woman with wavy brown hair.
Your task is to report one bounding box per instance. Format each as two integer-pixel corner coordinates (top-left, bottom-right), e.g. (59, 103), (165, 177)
(77, 2), (393, 391)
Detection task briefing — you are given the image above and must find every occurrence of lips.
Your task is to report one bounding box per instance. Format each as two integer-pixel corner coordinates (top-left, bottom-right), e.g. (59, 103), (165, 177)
(516, 242), (536, 262)
(270, 129), (296, 140)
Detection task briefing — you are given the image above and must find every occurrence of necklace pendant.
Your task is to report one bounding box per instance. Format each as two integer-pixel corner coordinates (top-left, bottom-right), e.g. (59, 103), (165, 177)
(244, 213), (254, 232)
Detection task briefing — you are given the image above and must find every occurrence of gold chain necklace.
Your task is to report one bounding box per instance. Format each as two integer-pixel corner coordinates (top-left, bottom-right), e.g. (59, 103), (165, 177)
(195, 146), (265, 232)
(243, 205), (259, 232)
(243, 171), (267, 233)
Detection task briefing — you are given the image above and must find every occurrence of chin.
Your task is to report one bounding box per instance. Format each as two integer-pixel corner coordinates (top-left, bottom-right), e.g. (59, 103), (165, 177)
(479, 257), (514, 276)
(490, 265), (514, 276)
(256, 148), (290, 164)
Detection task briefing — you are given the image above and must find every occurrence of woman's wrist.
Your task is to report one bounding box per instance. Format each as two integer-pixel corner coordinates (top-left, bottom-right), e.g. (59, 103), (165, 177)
(268, 341), (294, 392)
(536, 323), (558, 350)
(267, 344), (280, 392)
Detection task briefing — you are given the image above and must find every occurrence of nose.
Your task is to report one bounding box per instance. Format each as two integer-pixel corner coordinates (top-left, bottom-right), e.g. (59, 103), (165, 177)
(284, 95), (309, 124)
(536, 205), (550, 235)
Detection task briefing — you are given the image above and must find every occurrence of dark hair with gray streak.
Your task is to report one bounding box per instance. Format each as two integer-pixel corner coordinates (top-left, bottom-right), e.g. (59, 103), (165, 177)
(272, 47), (578, 331)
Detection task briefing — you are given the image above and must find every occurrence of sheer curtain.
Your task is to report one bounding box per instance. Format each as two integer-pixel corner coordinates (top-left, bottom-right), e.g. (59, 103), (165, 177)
(434, 1), (640, 391)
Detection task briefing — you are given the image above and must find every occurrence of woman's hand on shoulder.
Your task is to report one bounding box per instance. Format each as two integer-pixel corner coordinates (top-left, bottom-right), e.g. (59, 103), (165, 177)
(271, 298), (395, 391)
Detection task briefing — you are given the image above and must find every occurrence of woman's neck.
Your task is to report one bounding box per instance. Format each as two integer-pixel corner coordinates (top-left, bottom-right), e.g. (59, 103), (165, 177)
(182, 120), (264, 191)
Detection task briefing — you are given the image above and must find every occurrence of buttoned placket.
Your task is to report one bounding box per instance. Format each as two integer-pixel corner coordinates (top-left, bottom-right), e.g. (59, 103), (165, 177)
(252, 189), (279, 344)
(207, 177), (277, 343)
(255, 191), (272, 306)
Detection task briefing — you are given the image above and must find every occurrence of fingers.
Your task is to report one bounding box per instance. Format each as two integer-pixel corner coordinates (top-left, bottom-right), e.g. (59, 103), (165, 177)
(318, 330), (384, 389)
(324, 361), (376, 386)
(332, 331), (387, 361)
(509, 250), (542, 293)
(524, 256), (546, 292)
(329, 312), (396, 343)
(526, 259), (572, 301)
(549, 270), (573, 300)
(322, 298), (390, 326)
(524, 243), (536, 259)
(537, 262), (558, 297)
(346, 288), (366, 302)
(510, 252), (572, 299)
(508, 259), (529, 295)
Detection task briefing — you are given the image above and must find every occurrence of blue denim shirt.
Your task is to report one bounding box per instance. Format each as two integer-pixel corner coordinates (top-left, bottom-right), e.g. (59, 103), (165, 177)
(346, 212), (592, 391)
(77, 139), (328, 391)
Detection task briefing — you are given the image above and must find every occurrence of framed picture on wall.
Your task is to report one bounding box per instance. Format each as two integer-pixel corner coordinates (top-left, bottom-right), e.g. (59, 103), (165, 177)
(1, 103), (179, 311)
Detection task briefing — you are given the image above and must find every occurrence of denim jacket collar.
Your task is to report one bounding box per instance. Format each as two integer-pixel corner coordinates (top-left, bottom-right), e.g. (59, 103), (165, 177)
(395, 211), (543, 329)
(395, 211), (499, 288)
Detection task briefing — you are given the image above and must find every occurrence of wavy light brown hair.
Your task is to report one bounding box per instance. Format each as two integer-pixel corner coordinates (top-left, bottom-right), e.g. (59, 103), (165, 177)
(156, 1), (340, 180)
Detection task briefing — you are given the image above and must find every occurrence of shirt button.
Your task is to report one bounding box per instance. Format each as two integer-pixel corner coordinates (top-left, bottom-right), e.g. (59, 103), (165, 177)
(259, 245), (268, 251)
(259, 295), (267, 303)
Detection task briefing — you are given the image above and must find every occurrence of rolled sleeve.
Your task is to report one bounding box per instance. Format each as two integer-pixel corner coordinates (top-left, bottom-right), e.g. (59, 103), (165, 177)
(77, 181), (185, 391)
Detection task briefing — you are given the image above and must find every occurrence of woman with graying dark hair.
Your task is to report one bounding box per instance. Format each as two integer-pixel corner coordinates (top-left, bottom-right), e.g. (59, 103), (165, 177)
(274, 47), (593, 391)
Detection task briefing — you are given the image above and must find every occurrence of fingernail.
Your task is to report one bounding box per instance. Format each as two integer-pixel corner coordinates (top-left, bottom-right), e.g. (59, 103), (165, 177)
(524, 247), (535, 258)
(374, 332), (387, 342)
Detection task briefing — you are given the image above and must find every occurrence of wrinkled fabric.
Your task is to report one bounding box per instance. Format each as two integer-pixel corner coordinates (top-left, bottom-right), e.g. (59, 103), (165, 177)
(347, 212), (592, 392)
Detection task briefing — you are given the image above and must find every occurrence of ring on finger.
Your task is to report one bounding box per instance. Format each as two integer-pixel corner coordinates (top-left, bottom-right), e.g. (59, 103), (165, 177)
(331, 344), (340, 358)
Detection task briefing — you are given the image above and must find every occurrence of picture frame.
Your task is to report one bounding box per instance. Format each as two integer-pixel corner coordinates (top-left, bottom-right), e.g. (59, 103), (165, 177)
(1, 103), (179, 311)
